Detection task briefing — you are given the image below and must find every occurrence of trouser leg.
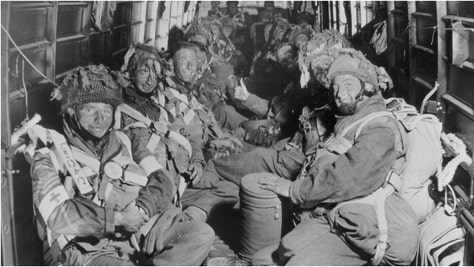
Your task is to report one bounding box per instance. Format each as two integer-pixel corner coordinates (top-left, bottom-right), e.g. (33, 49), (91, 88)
(86, 253), (134, 266)
(147, 218), (215, 266)
(62, 243), (135, 266)
(213, 102), (248, 131)
(270, 217), (367, 266)
(181, 179), (240, 220)
(208, 148), (305, 185)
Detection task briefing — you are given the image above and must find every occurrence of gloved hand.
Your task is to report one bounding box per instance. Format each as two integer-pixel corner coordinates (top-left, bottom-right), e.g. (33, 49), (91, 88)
(142, 207), (185, 254)
(234, 78), (250, 101)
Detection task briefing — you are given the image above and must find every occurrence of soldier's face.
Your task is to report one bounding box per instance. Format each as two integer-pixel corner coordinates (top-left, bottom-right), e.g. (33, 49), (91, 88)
(277, 45), (297, 73)
(134, 59), (158, 94)
(228, 4), (238, 16)
(174, 48), (198, 83)
(76, 102), (113, 138)
(222, 26), (233, 37)
(332, 74), (362, 115)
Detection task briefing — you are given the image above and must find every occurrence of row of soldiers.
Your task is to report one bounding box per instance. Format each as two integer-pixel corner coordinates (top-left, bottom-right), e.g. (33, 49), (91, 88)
(22, 5), (419, 266)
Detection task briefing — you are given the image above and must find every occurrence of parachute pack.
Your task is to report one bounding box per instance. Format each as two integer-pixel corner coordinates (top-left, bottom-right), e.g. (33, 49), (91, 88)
(383, 97), (442, 223)
(332, 97), (443, 224)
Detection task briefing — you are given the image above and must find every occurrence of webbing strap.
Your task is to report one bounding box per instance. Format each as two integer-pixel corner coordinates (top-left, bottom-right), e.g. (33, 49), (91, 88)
(116, 104), (153, 128)
(49, 130), (93, 195)
(72, 147), (101, 172)
(151, 94), (169, 122)
(182, 108), (196, 126)
(177, 175), (187, 205)
(340, 111), (393, 139)
(146, 133), (161, 152)
(370, 186), (393, 265)
(115, 103), (193, 157)
(73, 146), (149, 187)
(168, 88), (189, 105)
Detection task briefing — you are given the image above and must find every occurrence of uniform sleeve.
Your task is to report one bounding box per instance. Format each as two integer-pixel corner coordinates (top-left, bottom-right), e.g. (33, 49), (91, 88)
(186, 116), (206, 167)
(289, 123), (398, 206)
(241, 93), (270, 117)
(135, 169), (175, 217)
(31, 151), (115, 237)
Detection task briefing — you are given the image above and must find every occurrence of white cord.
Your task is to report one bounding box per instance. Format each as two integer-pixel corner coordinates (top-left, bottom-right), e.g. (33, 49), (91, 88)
(21, 59), (29, 119)
(1, 24), (58, 87)
(438, 133), (473, 191)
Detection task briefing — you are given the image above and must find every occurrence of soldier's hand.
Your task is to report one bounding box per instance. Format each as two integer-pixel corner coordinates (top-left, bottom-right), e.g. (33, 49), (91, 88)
(234, 78), (250, 101)
(115, 201), (149, 233)
(257, 175), (291, 198)
(188, 162), (204, 186)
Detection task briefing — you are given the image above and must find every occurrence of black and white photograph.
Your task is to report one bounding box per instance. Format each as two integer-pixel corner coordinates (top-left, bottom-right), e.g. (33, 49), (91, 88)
(1, 1), (473, 265)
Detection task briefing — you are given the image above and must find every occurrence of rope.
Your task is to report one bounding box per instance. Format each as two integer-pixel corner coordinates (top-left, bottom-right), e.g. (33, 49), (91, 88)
(1, 24), (59, 87)
(438, 133), (472, 191)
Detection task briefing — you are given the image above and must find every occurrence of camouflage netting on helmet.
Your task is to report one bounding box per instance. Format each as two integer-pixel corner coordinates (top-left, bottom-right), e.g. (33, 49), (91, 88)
(51, 65), (123, 113)
(186, 17), (237, 65)
(297, 30), (352, 89)
(288, 24), (314, 48)
(121, 44), (173, 78)
(261, 19), (293, 58)
(186, 17), (213, 44)
(302, 47), (393, 93)
(326, 48), (393, 93)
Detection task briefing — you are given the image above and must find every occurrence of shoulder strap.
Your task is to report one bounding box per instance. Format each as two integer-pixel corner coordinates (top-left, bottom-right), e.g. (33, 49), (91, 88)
(115, 103), (153, 129)
(114, 131), (133, 157)
(114, 103), (193, 157)
(340, 111), (393, 140)
(354, 111), (394, 139)
(48, 130), (94, 195)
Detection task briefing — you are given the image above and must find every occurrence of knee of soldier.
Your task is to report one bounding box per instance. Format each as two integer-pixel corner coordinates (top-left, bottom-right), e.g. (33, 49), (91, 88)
(252, 147), (273, 160)
(251, 243), (280, 266)
(186, 221), (215, 247)
(280, 232), (299, 254)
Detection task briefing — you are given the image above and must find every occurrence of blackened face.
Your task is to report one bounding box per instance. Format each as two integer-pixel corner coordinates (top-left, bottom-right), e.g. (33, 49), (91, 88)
(174, 48), (198, 83)
(277, 45), (297, 73)
(133, 58), (159, 94)
(76, 102), (113, 139)
(332, 74), (363, 115)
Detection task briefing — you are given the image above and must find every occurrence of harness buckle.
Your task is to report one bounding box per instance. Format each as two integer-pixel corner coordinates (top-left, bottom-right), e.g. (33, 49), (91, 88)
(151, 121), (168, 134)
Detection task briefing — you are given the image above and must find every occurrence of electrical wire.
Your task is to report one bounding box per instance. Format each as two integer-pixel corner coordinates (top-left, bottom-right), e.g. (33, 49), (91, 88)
(1, 24), (58, 87)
